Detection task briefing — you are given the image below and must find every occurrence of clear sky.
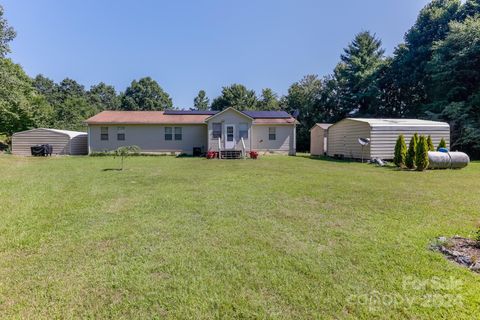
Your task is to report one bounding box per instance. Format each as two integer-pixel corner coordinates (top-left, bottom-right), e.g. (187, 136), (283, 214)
(3, 0), (430, 108)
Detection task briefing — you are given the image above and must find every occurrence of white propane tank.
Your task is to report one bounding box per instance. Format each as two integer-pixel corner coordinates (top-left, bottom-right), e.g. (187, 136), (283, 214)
(428, 151), (470, 169)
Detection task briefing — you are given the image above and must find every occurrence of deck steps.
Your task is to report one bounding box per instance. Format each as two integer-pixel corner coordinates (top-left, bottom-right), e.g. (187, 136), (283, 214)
(220, 150), (242, 159)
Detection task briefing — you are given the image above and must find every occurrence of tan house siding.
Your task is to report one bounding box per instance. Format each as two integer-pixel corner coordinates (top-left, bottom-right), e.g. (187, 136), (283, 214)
(327, 119), (371, 159)
(370, 128), (450, 159)
(89, 124), (207, 154)
(251, 124), (295, 155)
(206, 109), (253, 151)
(12, 128), (88, 156)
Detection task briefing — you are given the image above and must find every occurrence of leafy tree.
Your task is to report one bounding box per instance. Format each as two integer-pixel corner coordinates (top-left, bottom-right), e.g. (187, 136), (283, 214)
(88, 82), (119, 110)
(58, 78), (86, 102)
(193, 90), (209, 110)
(393, 134), (407, 167)
(456, 0), (480, 20)
(120, 77), (172, 111)
(32, 74), (58, 105)
(427, 135), (435, 151)
(281, 75), (324, 151)
(379, 0), (461, 117)
(427, 16), (480, 157)
(52, 97), (95, 131)
(0, 58), (50, 136)
(113, 145), (140, 171)
(406, 133), (419, 169)
(334, 31), (385, 116)
(0, 5), (16, 58)
(415, 135), (430, 170)
(210, 84), (257, 111)
(257, 88), (280, 110)
(437, 137), (447, 150)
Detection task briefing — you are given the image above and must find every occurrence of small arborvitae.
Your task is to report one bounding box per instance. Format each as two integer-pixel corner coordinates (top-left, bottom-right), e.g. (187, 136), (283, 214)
(427, 135), (435, 151)
(393, 134), (407, 168)
(405, 133), (418, 169)
(437, 137), (447, 151)
(415, 135), (430, 171)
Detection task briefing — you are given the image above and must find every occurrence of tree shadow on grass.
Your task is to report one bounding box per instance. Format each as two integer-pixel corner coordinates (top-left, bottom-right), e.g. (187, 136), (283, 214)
(297, 154), (356, 163)
(102, 168), (122, 171)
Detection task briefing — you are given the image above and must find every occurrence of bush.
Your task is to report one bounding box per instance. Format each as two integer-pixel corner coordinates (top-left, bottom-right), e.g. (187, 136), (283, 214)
(415, 135), (429, 171)
(113, 146), (141, 170)
(393, 134), (407, 167)
(437, 138), (447, 151)
(427, 135), (435, 151)
(405, 133), (418, 169)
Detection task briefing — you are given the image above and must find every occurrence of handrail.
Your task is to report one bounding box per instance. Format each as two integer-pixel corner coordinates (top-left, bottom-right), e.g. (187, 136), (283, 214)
(241, 137), (246, 159)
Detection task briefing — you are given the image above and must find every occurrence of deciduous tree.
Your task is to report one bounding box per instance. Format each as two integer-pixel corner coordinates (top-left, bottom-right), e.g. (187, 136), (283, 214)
(120, 77), (172, 111)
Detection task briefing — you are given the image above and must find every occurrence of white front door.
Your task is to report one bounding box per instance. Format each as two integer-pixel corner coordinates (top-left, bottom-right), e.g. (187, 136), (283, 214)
(225, 125), (235, 149)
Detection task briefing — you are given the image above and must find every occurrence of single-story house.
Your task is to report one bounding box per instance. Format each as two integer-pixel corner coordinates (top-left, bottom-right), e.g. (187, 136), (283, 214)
(12, 128), (88, 156)
(310, 123), (332, 156)
(313, 118), (450, 160)
(85, 107), (298, 156)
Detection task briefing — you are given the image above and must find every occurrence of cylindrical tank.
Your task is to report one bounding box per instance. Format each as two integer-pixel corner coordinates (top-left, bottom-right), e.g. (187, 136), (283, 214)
(428, 151), (470, 169)
(449, 152), (470, 169)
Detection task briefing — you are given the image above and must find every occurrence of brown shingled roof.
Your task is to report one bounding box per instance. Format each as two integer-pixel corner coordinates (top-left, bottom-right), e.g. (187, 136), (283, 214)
(85, 111), (210, 125)
(85, 110), (299, 125)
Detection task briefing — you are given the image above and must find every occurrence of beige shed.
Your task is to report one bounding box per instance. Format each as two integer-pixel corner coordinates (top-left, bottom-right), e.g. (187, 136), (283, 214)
(326, 118), (450, 160)
(310, 123), (332, 156)
(12, 128), (88, 156)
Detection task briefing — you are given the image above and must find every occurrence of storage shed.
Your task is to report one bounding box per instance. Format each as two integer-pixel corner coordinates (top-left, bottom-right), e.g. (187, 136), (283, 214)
(326, 118), (450, 160)
(310, 123), (332, 156)
(12, 128), (88, 156)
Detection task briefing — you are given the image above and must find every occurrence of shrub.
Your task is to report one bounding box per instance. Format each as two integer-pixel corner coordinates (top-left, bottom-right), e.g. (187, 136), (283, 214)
(113, 145), (141, 170)
(415, 135), (429, 171)
(427, 135), (435, 151)
(437, 138), (447, 151)
(393, 134), (407, 167)
(249, 151), (259, 159)
(405, 133), (418, 169)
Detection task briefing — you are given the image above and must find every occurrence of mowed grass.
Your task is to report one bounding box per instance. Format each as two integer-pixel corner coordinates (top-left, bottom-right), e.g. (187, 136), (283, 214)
(0, 155), (480, 319)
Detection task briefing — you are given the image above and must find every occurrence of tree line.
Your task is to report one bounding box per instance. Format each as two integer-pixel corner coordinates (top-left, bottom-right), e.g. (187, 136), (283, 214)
(1, 0), (479, 158)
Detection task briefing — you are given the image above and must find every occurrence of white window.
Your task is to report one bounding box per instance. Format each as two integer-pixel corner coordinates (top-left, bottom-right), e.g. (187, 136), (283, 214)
(117, 127), (125, 141)
(174, 127), (182, 140)
(269, 127), (276, 140)
(239, 123), (248, 139)
(101, 127), (108, 141)
(212, 123), (222, 139)
(165, 127), (172, 141)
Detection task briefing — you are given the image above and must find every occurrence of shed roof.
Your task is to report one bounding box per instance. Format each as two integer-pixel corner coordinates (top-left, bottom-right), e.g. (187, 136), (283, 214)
(13, 128), (87, 139)
(310, 123), (333, 131)
(348, 118), (450, 128)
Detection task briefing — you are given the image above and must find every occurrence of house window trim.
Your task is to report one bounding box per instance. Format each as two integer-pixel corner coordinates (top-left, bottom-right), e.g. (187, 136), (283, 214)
(117, 126), (125, 141)
(101, 127), (109, 141)
(174, 127), (182, 141)
(269, 127), (276, 141)
(212, 122), (222, 139)
(239, 123), (248, 139)
(165, 127), (173, 141)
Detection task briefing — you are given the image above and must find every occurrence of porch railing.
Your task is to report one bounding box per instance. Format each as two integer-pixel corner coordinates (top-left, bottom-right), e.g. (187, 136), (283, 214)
(241, 137), (246, 159)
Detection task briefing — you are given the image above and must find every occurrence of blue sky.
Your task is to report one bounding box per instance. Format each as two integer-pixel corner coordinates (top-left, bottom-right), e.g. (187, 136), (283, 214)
(3, 0), (430, 108)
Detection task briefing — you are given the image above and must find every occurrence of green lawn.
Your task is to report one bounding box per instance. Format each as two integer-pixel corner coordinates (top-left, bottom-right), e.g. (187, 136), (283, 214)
(0, 155), (479, 319)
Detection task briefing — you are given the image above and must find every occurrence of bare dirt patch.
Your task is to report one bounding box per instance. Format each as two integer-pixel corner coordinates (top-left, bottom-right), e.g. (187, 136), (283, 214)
(432, 236), (480, 273)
